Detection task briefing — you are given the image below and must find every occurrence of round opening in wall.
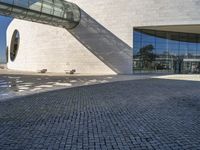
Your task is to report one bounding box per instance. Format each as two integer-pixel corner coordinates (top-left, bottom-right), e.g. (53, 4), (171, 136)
(10, 30), (20, 62)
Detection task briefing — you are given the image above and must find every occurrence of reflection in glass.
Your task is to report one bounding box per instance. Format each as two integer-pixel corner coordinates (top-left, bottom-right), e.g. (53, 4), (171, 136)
(133, 29), (200, 74)
(0, 0), (81, 29)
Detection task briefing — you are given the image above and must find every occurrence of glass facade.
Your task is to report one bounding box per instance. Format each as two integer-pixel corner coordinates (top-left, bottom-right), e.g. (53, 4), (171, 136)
(133, 29), (200, 74)
(0, 0), (81, 29)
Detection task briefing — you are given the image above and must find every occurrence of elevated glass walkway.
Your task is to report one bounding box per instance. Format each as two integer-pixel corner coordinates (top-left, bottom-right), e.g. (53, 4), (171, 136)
(0, 0), (81, 29)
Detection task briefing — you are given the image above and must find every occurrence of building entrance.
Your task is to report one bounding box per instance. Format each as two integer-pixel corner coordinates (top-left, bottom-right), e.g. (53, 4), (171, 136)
(173, 57), (183, 74)
(183, 59), (200, 74)
(133, 29), (200, 74)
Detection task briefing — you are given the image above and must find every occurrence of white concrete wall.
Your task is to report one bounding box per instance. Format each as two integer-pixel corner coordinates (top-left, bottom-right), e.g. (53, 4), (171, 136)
(7, 20), (116, 75)
(7, 0), (200, 74)
(70, 0), (200, 47)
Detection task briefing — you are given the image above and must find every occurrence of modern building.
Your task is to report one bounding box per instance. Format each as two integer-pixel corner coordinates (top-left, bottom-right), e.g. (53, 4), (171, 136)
(2, 0), (200, 74)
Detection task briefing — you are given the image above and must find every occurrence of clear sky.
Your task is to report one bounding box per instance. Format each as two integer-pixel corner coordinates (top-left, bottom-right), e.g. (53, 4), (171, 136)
(0, 16), (12, 63)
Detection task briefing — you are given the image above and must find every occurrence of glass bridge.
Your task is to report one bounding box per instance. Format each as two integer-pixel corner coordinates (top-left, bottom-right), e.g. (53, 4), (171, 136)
(0, 0), (81, 29)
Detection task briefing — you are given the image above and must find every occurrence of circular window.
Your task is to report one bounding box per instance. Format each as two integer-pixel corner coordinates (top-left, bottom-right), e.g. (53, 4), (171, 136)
(10, 30), (20, 61)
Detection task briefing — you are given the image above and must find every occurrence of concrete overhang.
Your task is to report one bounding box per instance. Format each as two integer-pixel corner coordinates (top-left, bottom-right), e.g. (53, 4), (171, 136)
(135, 25), (200, 35)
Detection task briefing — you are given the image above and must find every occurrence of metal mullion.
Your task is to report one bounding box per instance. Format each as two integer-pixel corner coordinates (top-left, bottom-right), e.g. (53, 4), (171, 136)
(49, 0), (54, 24)
(61, 5), (67, 26)
(23, 0), (29, 19)
(38, 0), (44, 21)
(9, 0), (15, 16)
(196, 34), (198, 58)
(52, 1), (63, 26)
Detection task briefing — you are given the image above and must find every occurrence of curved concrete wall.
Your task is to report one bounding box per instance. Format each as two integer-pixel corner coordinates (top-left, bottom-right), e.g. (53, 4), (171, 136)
(7, 0), (200, 74)
(7, 20), (116, 75)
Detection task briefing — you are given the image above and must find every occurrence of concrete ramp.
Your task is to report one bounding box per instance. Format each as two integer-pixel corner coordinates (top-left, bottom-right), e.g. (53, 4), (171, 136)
(69, 10), (133, 74)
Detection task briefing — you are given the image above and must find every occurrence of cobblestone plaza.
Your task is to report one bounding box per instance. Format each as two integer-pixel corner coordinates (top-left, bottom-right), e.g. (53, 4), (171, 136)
(0, 77), (200, 150)
(1, 0), (200, 149)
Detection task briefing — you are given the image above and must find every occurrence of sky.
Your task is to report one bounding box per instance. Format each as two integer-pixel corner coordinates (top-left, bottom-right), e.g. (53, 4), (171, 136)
(0, 16), (12, 63)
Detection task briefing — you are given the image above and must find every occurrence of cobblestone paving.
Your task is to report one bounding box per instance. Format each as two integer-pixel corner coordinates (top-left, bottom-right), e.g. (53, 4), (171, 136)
(0, 79), (200, 150)
(0, 74), (154, 101)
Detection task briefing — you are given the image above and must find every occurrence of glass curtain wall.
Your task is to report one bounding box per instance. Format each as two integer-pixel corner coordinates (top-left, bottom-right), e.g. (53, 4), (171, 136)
(133, 29), (200, 74)
(0, 0), (81, 29)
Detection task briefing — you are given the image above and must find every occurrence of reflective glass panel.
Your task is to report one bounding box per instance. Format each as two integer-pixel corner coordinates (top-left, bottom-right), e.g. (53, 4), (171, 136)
(133, 29), (200, 74)
(0, 0), (81, 29)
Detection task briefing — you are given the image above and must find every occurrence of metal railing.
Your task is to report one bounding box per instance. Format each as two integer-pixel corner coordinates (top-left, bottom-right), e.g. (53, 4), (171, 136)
(0, 0), (81, 29)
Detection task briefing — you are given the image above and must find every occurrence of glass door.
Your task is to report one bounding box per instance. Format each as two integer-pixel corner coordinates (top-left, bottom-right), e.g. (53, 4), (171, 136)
(183, 61), (200, 74)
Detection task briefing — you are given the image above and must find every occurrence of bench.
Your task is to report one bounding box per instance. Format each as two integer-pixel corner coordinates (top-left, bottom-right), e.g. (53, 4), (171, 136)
(38, 69), (47, 73)
(0, 66), (4, 69)
(65, 69), (76, 74)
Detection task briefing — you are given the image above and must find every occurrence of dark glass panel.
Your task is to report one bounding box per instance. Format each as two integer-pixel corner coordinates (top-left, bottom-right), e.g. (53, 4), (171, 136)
(133, 31), (141, 43)
(188, 43), (197, 51)
(187, 51), (196, 58)
(168, 43), (179, 53)
(141, 41), (155, 48)
(156, 43), (167, 50)
(134, 42), (141, 50)
(179, 33), (188, 42)
(133, 28), (200, 73)
(133, 47), (140, 56)
(197, 42), (200, 51)
(133, 38), (140, 43)
(156, 31), (167, 43)
(180, 41), (188, 51)
(188, 34), (197, 43)
(141, 31), (155, 43)
(156, 48), (168, 56)
(168, 32), (179, 41)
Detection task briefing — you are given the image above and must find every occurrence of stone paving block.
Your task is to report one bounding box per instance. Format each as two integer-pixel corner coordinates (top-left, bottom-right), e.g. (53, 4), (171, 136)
(0, 79), (200, 149)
